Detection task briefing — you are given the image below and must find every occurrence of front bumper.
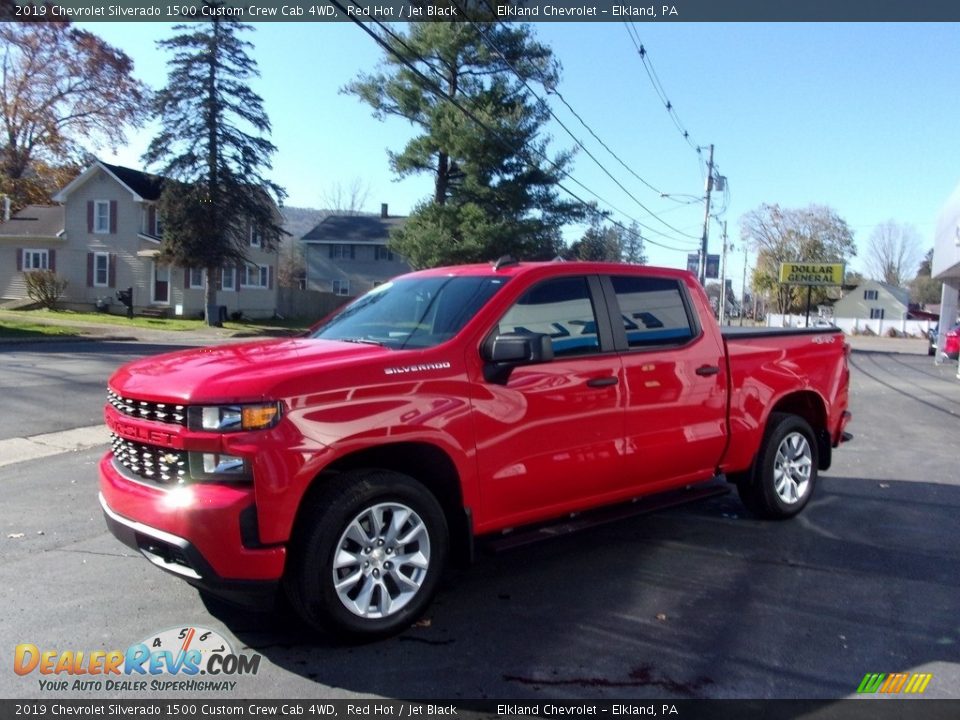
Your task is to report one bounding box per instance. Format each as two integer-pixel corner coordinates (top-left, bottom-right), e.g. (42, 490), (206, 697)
(99, 454), (285, 606)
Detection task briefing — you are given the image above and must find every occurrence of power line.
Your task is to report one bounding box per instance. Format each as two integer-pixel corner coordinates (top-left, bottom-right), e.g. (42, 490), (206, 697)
(623, 22), (702, 156)
(331, 1), (697, 253)
(461, 10), (701, 243)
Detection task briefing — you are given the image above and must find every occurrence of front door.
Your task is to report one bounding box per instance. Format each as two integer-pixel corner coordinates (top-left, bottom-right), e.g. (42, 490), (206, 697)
(152, 262), (169, 304)
(472, 275), (626, 529)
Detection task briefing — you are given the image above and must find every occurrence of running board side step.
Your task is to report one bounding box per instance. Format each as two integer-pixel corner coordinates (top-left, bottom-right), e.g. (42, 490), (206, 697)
(483, 479), (731, 553)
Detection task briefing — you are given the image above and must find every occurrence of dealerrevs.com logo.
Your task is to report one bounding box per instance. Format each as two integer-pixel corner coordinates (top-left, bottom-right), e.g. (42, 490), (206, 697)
(14, 626), (261, 693)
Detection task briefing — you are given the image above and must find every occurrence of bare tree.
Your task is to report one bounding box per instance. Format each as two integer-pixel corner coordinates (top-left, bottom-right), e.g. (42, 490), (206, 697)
(740, 203), (856, 314)
(864, 220), (922, 287)
(321, 178), (371, 215)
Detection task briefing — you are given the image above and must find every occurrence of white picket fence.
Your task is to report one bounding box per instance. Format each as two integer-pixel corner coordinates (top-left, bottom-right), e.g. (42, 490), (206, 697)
(766, 314), (935, 338)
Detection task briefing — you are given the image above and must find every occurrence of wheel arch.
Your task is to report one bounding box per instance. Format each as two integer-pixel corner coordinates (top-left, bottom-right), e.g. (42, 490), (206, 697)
(767, 390), (832, 470)
(293, 441), (473, 567)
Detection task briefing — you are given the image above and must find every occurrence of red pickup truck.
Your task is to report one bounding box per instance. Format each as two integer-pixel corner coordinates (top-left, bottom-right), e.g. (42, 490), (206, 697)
(100, 260), (851, 638)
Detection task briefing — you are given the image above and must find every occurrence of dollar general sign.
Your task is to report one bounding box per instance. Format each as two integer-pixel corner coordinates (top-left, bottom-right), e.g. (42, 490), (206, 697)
(779, 263), (844, 286)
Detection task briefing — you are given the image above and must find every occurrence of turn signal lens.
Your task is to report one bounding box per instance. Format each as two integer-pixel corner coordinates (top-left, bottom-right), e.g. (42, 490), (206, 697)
(242, 404), (279, 430)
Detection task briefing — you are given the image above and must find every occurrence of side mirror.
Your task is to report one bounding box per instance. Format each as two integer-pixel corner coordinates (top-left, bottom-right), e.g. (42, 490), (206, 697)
(482, 333), (553, 383)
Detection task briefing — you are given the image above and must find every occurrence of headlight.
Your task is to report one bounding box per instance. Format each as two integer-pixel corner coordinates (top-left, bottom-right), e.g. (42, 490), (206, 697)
(187, 402), (281, 432)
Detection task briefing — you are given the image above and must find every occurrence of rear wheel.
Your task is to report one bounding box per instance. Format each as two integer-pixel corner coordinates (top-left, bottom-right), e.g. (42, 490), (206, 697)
(736, 412), (818, 519)
(286, 470), (448, 640)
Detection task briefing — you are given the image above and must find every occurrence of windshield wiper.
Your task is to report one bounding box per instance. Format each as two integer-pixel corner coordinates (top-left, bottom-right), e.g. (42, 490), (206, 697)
(338, 337), (386, 347)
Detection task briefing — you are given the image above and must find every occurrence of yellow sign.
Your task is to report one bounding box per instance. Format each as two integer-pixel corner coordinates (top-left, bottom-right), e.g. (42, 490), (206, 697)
(779, 262), (844, 286)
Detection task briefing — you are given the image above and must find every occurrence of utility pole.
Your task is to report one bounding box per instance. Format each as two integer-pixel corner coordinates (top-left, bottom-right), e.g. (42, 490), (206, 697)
(698, 143), (715, 285)
(740, 244), (748, 326)
(718, 221), (729, 324)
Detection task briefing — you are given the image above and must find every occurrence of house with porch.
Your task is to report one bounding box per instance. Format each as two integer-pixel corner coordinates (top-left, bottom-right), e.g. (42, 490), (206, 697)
(0, 161), (279, 318)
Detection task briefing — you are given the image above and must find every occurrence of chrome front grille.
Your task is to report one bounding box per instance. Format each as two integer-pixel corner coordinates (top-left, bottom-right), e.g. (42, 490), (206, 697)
(108, 389), (186, 426)
(110, 433), (188, 485)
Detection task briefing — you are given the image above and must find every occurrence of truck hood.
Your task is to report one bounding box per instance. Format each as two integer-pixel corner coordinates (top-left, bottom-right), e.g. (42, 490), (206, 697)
(109, 338), (389, 403)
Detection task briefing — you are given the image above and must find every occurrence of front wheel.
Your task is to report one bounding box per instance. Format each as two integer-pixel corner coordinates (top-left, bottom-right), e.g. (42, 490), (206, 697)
(737, 412), (818, 519)
(286, 470), (448, 640)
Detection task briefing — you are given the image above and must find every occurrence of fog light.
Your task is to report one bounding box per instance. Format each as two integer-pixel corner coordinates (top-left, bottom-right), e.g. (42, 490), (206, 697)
(188, 452), (250, 481)
(203, 453), (244, 474)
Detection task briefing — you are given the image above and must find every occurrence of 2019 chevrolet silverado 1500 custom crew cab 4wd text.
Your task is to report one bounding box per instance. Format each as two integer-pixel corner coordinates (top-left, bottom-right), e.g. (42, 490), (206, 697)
(100, 260), (852, 638)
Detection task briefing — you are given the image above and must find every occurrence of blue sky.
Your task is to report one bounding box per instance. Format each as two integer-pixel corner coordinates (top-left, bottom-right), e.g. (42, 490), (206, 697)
(82, 21), (960, 294)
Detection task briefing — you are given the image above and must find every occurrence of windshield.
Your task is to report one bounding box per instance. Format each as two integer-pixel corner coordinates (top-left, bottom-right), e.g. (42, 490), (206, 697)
(310, 275), (509, 350)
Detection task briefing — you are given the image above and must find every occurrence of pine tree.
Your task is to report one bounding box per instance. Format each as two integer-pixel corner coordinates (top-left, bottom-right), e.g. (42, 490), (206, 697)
(621, 222), (648, 265)
(143, 6), (285, 326)
(345, 15), (584, 268)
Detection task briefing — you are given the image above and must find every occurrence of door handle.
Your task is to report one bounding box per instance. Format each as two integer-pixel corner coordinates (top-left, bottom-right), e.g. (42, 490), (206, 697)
(695, 365), (720, 377)
(586, 376), (619, 388)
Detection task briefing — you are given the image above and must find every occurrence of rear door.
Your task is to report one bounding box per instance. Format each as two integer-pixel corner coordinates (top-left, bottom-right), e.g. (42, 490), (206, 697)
(604, 274), (728, 490)
(472, 274), (626, 526)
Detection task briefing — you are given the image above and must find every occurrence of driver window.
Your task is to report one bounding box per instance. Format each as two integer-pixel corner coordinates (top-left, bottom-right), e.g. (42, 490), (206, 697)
(497, 276), (600, 357)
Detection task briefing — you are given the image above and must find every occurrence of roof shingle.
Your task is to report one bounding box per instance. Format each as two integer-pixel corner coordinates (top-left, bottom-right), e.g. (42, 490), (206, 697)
(302, 214), (406, 243)
(100, 162), (164, 201)
(0, 205), (64, 238)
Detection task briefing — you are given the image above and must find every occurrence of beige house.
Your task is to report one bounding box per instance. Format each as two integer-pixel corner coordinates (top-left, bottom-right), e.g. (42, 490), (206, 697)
(0, 204), (66, 302)
(0, 161), (279, 318)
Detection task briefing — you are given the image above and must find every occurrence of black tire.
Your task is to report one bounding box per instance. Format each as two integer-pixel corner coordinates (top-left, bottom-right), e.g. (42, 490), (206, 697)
(285, 469), (448, 640)
(736, 412), (818, 520)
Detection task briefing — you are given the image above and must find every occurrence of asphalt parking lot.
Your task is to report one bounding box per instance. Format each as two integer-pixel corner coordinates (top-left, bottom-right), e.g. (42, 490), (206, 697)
(0, 335), (958, 702)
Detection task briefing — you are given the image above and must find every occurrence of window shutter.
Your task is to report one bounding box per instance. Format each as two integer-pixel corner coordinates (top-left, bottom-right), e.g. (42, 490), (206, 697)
(268, 265), (274, 290)
(87, 202), (94, 233)
(148, 206), (156, 235)
(236, 264), (243, 291)
(350, 245), (355, 260)
(108, 254), (117, 288)
(109, 201), (118, 233)
(216, 268), (223, 291)
(86, 253), (94, 287)
(49, 249), (56, 272)
(328, 245), (334, 259)
(16, 248), (23, 271)
(184, 268), (191, 289)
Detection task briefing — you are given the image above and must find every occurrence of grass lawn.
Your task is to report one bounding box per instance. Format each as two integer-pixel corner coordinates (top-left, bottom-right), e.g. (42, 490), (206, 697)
(0, 319), (81, 339)
(0, 308), (309, 335)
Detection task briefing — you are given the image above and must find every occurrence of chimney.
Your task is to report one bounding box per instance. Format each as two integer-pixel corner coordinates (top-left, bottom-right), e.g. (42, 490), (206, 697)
(380, 203), (388, 219)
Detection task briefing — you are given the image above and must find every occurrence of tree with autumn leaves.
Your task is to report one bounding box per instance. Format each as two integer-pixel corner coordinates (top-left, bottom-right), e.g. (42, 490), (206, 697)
(0, 23), (149, 210)
(741, 204), (857, 315)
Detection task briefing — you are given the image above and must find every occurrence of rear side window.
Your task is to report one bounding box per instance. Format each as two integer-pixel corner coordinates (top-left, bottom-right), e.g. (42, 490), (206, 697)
(611, 275), (695, 349)
(497, 276), (600, 357)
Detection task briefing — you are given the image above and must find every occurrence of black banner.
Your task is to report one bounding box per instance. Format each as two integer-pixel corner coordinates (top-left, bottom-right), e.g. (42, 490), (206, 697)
(1, 700), (959, 720)
(3, 0), (960, 23)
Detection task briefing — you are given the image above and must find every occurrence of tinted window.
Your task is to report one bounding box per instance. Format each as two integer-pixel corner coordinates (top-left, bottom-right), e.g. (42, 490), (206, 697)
(611, 276), (694, 349)
(497, 276), (600, 357)
(312, 276), (508, 349)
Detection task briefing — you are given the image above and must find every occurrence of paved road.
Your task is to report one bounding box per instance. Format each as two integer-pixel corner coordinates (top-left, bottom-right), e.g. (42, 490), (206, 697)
(0, 341), (192, 441)
(1, 339), (958, 701)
